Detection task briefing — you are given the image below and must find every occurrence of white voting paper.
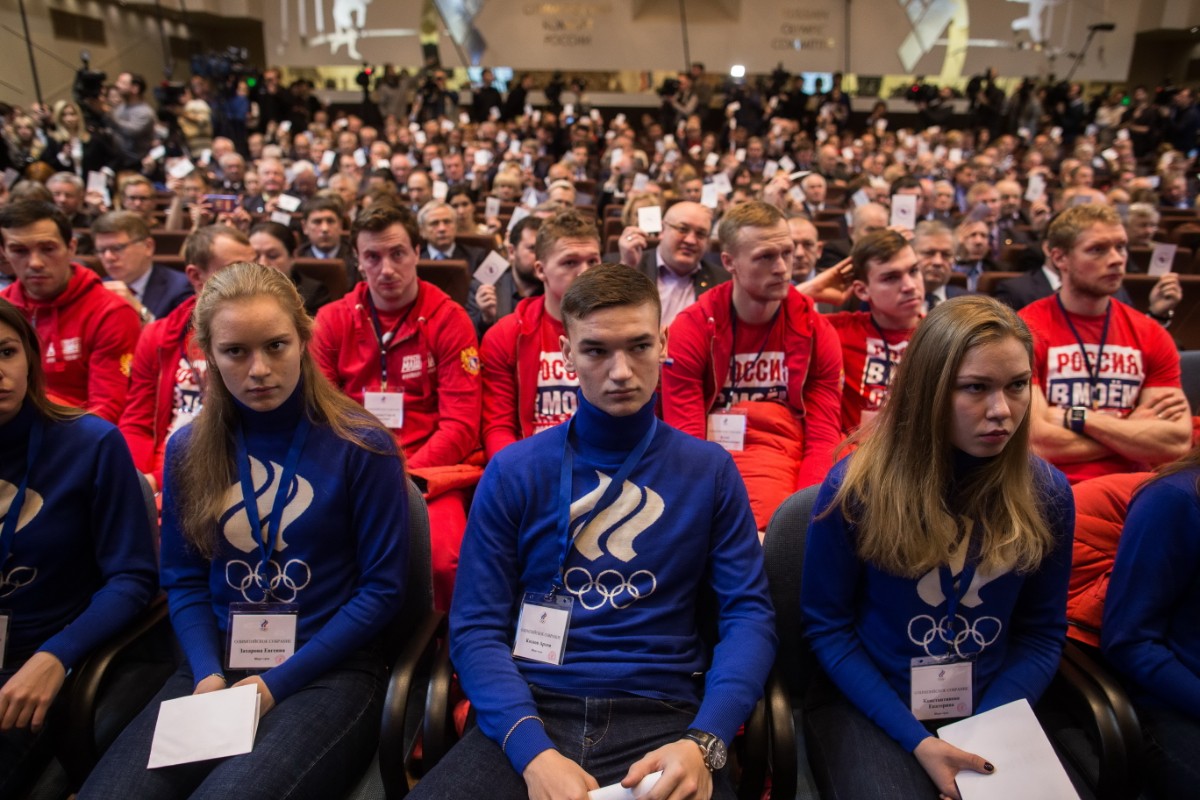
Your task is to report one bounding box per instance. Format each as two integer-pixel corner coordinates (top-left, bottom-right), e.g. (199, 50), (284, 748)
(86, 171), (108, 194)
(632, 172), (650, 191)
(270, 211), (293, 226)
(852, 188), (871, 209)
(779, 155), (796, 174)
(1149, 244), (1177, 276)
(485, 196), (502, 219)
(474, 250), (511, 285)
(168, 159), (195, 179)
(432, 180), (449, 201)
(507, 205), (531, 232)
(938, 699), (1078, 800)
(890, 194), (918, 230)
(701, 183), (720, 209)
(637, 206), (663, 234)
(762, 160), (780, 179)
(704, 152), (720, 168)
(1025, 174), (1046, 203)
(353, 150), (367, 167)
(589, 770), (663, 800)
(148, 145), (166, 161)
(711, 172), (733, 196)
(148, 684), (260, 768)
(320, 150), (336, 170)
(276, 194), (302, 212)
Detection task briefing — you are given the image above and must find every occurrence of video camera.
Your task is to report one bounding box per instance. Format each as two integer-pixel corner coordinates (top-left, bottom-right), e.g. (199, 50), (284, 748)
(73, 51), (107, 105)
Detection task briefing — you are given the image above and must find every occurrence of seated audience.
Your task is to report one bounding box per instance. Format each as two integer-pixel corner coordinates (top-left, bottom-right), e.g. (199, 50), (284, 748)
(296, 196), (357, 285)
(250, 220), (331, 317)
(93, 210), (193, 321)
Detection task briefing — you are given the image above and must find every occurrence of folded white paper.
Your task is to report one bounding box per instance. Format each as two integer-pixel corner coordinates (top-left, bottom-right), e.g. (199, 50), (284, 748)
(148, 684), (260, 768)
(1149, 244), (1177, 277)
(474, 250), (511, 285)
(937, 699), (1078, 800)
(890, 194), (918, 230)
(276, 194), (302, 212)
(637, 206), (663, 235)
(588, 770), (662, 800)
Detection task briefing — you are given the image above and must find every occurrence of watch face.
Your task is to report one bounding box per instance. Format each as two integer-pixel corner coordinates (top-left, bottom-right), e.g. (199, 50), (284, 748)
(708, 738), (728, 770)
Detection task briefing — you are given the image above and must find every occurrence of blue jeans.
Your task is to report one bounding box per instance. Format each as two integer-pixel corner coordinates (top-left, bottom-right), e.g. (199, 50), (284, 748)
(410, 685), (736, 799)
(1138, 703), (1200, 799)
(77, 651), (385, 800)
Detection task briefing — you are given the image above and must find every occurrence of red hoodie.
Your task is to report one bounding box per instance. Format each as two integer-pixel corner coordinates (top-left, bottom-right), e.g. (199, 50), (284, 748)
(662, 282), (844, 489)
(118, 295), (197, 487)
(2, 265), (140, 424)
(312, 280), (481, 469)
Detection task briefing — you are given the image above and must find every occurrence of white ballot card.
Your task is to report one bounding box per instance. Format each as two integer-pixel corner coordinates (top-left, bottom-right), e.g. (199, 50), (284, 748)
(86, 171), (108, 194)
(938, 699), (1079, 800)
(430, 157), (444, 175)
(270, 211), (293, 226)
(763, 160), (780, 179)
(711, 172), (733, 196)
(168, 159), (195, 179)
(948, 147), (963, 163)
(432, 180), (449, 201)
(364, 391), (404, 429)
(320, 150), (336, 170)
(148, 684), (260, 768)
(632, 172), (650, 191)
(589, 771), (663, 799)
(507, 206), (531, 232)
(705, 152), (720, 168)
(701, 183), (720, 209)
(276, 194), (302, 212)
(890, 194), (918, 230)
(474, 250), (511, 285)
(735, 147), (746, 163)
(852, 188), (871, 209)
(1024, 174), (1046, 203)
(474, 149), (492, 168)
(148, 145), (166, 161)
(637, 206), (663, 234)
(353, 150), (367, 167)
(779, 155), (796, 173)
(485, 196), (502, 218)
(1149, 243), (1177, 276)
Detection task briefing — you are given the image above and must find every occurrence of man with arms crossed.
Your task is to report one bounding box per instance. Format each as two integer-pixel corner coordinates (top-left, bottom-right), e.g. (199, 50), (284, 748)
(1019, 204), (1191, 483)
(411, 263), (775, 800)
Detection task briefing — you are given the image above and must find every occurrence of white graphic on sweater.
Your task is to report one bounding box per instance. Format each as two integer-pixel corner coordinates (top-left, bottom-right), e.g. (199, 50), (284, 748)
(0, 480), (43, 597)
(908, 530), (1006, 658)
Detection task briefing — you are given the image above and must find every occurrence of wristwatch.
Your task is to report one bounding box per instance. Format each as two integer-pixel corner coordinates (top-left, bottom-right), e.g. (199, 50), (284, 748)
(1064, 405), (1087, 434)
(682, 728), (727, 771)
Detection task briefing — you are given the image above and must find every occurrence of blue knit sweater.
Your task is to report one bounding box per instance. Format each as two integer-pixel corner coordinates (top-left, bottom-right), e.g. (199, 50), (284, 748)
(802, 452), (1074, 752)
(159, 385), (408, 702)
(0, 401), (157, 668)
(450, 393), (776, 774)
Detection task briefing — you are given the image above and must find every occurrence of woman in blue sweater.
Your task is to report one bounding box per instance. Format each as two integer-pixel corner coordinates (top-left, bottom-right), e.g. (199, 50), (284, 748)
(0, 298), (157, 796)
(1102, 443), (1200, 798)
(801, 296), (1074, 800)
(81, 263), (409, 799)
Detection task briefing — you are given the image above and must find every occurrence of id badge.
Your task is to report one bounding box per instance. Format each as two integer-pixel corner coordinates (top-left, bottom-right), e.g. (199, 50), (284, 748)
(0, 612), (9, 669)
(364, 391), (404, 428)
(513, 593), (573, 666)
(226, 602), (298, 671)
(910, 655), (974, 721)
(707, 409), (748, 452)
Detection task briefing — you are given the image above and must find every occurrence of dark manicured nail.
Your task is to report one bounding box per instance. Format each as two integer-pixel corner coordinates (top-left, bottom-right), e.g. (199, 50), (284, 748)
(984, 761), (995, 772)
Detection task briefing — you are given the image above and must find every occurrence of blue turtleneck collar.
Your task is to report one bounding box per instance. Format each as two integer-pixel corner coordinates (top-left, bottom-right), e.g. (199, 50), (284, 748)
(0, 399), (38, 446)
(232, 380), (306, 435)
(572, 390), (658, 452)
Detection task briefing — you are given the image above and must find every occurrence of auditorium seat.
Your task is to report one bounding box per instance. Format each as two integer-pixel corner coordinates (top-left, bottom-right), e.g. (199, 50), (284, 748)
(417, 259), (470, 305)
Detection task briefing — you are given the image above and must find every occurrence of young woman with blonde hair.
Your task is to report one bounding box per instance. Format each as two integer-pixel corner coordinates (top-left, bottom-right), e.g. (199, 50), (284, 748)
(801, 295), (1074, 800)
(81, 263), (409, 799)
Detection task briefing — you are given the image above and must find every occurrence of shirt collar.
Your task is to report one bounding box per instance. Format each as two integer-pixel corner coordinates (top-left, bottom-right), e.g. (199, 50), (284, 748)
(128, 266), (154, 298)
(1042, 264), (1061, 291)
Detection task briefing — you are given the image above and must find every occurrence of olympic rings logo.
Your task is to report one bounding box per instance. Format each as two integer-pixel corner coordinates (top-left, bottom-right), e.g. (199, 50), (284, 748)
(225, 558), (312, 603)
(907, 614), (1003, 658)
(0, 565), (36, 598)
(563, 566), (657, 610)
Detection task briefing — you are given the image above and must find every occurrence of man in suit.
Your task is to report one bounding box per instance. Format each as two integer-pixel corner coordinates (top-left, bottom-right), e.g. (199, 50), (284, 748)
(952, 218), (1000, 292)
(816, 202), (888, 271)
(297, 196), (358, 285)
(913, 220), (967, 311)
(614, 200), (728, 327)
(466, 215), (543, 339)
(92, 211), (192, 322)
(418, 200), (487, 272)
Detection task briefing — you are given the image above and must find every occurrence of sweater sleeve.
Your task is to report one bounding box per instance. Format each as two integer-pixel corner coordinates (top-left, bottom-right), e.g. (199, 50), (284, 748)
(406, 305), (482, 470)
(480, 317), (521, 459)
(1102, 475), (1200, 719)
(86, 301), (141, 424)
(800, 465), (933, 753)
(119, 320), (163, 479)
(38, 426), (158, 669)
(261, 438), (408, 702)
(449, 463), (556, 774)
(690, 454), (777, 745)
(661, 309), (712, 439)
(977, 465), (1074, 711)
(796, 313), (844, 489)
(159, 434), (227, 686)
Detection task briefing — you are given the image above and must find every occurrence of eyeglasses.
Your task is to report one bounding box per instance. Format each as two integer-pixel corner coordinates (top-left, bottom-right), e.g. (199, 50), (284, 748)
(96, 238), (148, 257)
(664, 221), (708, 241)
(124, 194), (154, 204)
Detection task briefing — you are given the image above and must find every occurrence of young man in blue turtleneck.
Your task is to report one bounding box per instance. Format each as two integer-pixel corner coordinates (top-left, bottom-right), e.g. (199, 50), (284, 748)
(411, 264), (776, 800)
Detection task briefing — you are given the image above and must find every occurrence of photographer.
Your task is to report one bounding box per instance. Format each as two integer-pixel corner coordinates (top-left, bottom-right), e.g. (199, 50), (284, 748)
(108, 72), (156, 172)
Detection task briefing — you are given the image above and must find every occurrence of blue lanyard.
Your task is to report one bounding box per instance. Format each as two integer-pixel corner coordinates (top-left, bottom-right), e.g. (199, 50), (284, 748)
(553, 410), (656, 595)
(234, 415), (311, 602)
(937, 517), (984, 654)
(1055, 294), (1112, 410)
(0, 416), (43, 567)
(366, 294), (415, 392)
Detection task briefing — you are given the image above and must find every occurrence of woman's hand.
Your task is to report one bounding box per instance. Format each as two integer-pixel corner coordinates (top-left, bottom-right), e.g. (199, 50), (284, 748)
(193, 674), (227, 695)
(231, 675), (275, 717)
(913, 736), (993, 800)
(0, 652), (67, 732)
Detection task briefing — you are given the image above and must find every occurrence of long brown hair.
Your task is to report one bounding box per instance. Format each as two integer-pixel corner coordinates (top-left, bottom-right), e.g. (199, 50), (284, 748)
(829, 295), (1055, 577)
(174, 262), (400, 558)
(0, 298), (85, 423)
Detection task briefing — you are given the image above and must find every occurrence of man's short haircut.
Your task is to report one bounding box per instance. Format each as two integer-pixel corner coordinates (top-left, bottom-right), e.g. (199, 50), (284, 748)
(966, 182), (996, 204)
(912, 219), (953, 246)
(46, 172), (84, 192)
(718, 201), (785, 253)
(10, 182), (54, 204)
(0, 200), (72, 247)
(350, 203), (421, 252)
(417, 200), (453, 227)
(92, 210), (151, 240)
(218, 152), (245, 169)
(561, 262), (661, 333)
(534, 208), (599, 262)
(300, 195), (345, 222)
(850, 229), (911, 282)
(183, 224), (250, 271)
(1046, 203), (1121, 253)
(125, 73), (147, 95)
(890, 175), (922, 194)
(120, 174), (153, 197)
(508, 214), (543, 247)
(1127, 202), (1160, 225)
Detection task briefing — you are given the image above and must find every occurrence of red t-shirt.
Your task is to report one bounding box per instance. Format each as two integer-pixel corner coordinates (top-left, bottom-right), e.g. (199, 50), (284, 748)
(168, 331), (207, 440)
(827, 311), (916, 432)
(718, 316), (789, 408)
(1020, 296), (1181, 481)
(533, 314), (578, 433)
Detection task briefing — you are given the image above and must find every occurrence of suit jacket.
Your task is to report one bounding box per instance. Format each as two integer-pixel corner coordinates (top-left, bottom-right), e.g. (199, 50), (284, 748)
(925, 284), (969, 309)
(816, 238), (851, 272)
(635, 248), (729, 302)
(138, 264), (194, 319)
(297, 241), (359, 286)
(995, 267), (1133, 311)
(293, 270), (331, 318)
(465, 269), (543, 339)
(421, 243), (486, 274)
